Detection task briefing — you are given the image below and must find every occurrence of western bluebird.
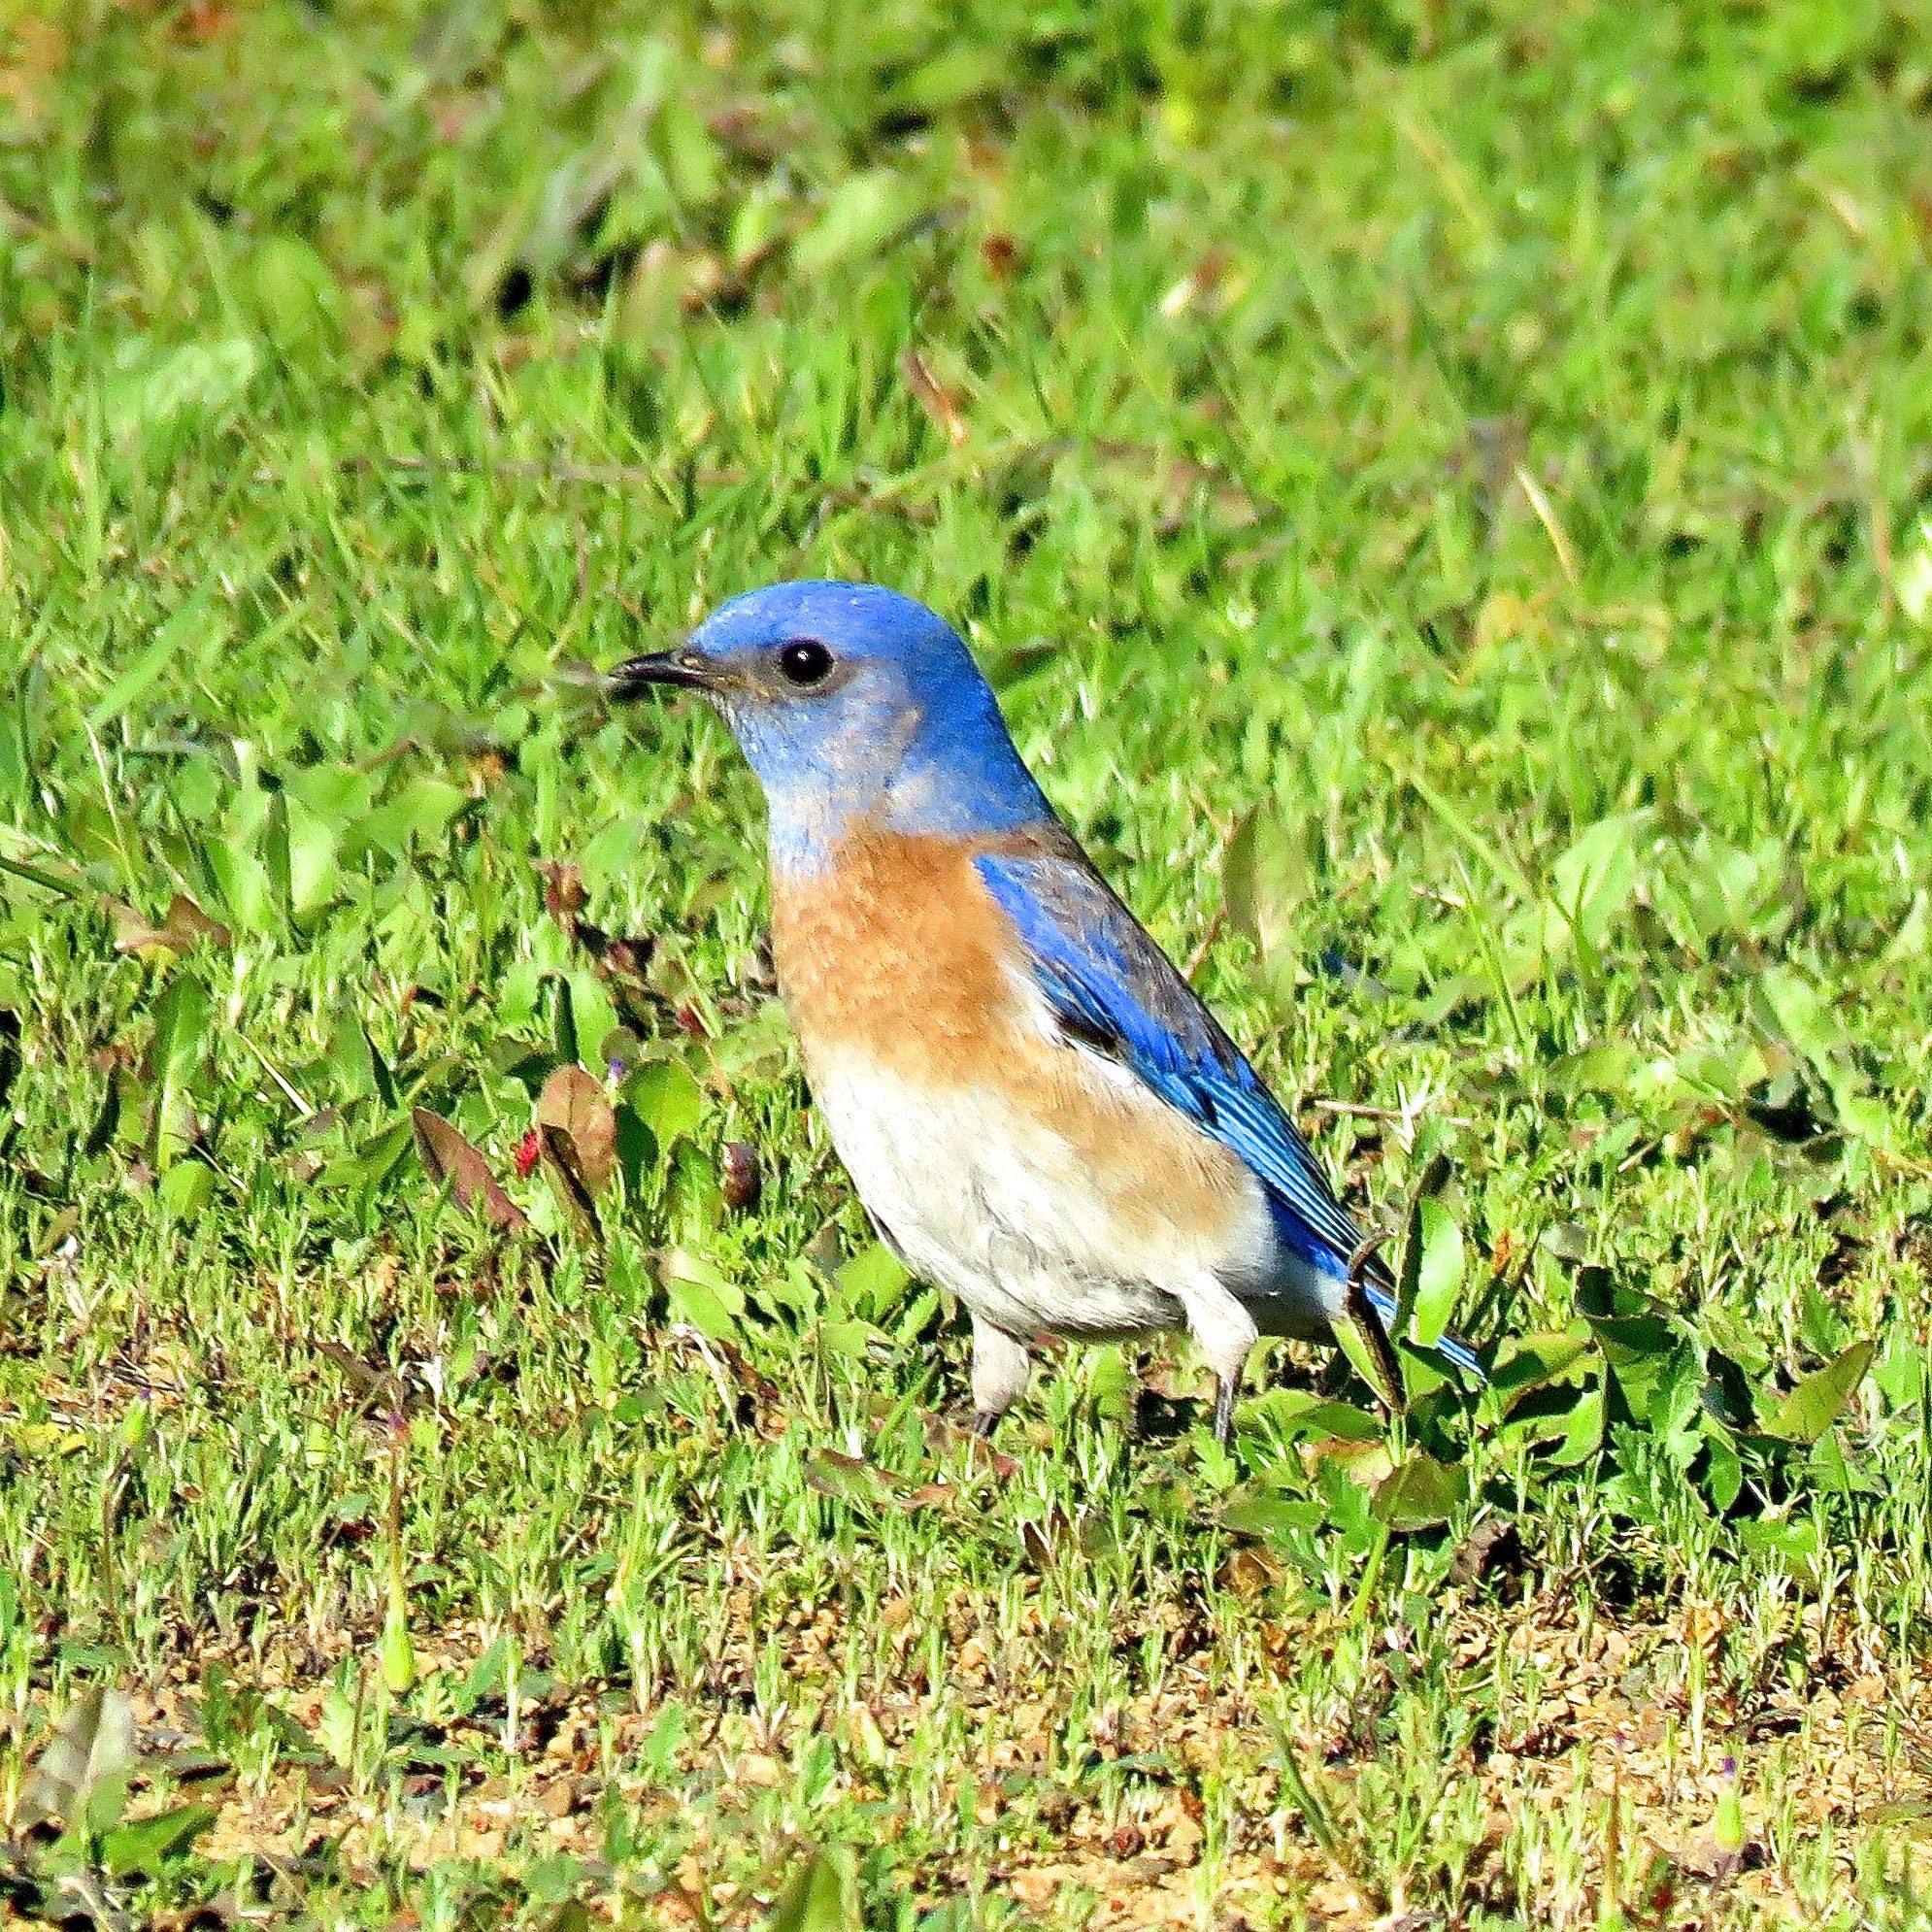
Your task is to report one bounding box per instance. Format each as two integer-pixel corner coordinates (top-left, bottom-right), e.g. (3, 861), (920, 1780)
(609, 581), (1482, 1444)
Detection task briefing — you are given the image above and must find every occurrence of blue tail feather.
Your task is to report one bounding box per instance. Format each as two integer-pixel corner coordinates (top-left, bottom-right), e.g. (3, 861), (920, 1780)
(1361, 1283), (1485, 1382)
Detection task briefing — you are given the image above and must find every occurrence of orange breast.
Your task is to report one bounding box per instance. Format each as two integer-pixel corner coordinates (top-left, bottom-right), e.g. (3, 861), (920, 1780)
(770, 824), (1016, 1083)
(769, 822), (1254, 1252)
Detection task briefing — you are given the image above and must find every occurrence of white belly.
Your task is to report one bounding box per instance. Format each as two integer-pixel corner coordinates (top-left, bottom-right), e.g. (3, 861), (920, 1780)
(807, 1049), (1287, 1341)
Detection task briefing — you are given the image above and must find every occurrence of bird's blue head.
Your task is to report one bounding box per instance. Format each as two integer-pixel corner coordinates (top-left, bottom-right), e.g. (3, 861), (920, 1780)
(608, 581), (1050, 874)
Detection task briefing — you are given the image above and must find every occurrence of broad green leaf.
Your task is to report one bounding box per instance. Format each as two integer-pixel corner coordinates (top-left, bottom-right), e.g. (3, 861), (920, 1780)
(201, 839), (274, 934)
(1488, 1329), (1592, 1413)
(88, 588), (225, 730)
(816, 1318), (880, 1362)
(1372, 1452), (1466, 1530)
(247, 231), (342, 344)
(1757, 966), (1896, 1147)
(1085, 1345), (1135, 1421)
(1220, 1488), (1320, 1540)
(894, 42), (1006, 112)
(625, 1058), (704, 1150)
(662, 1248), (743, 1340)
(1586, 1313), (1691, 1421)
(146, 969), (209, 1170)
(317, 1682), (357, 1768)
(1496, 1383), (1602, 1458)
(1874, 1328), (1927, 1407)
(894, 1286), (943, 1343)
(793, 171), (918, 273)
(284, 796), (344, 916)
(1408, 1198), (1465, 1349)
(316, 1116), (414, 1196)
(1222, 807), (1311, 969)
(323, 1002), (385, 1104)
(1652, 831), (1782, 955)
(1546, 811), (1645, 953)
(98, 1802), (217, 1877)
(1545, 1384), (1606, 1467)
(835, 1240), (911, 1319)
(107, 336), (259, 431)
(767, 1844), (861, 1932)
(1760, 1340), (1874, 1445)
(20, 1686), (137, 1833)
(158, 1157), (216, 1221)
(351, 778), (470, 859)
(1545, 1039), (1638, 1098)
(1239, 1387), (1382, 1444)
(1736, 1514), (1823, 1570)
(1703, 1426), (1744, 1512)
(1898, 515), (1932, 624)
(1759, 968), (1842, 1072)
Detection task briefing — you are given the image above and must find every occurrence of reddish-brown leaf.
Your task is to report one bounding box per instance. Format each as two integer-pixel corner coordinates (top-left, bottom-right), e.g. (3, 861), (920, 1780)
(534, 1065), (616, 1198)
(537, 859), (585, 925)
(164, 892), (232, 949)
(980, 233), (1019, 281)
(719, 1140), (760, 1212)
(175, 1), (238, 44)
(901, 1481), (957, 1515)
(411, 1108), (528, 1231)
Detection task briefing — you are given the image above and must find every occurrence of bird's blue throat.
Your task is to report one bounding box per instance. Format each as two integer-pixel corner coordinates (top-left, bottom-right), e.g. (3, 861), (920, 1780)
(723, 681), (1053, 878)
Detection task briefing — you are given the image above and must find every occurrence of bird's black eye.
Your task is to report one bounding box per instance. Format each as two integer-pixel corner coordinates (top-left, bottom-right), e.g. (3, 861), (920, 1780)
(777, 639), (834, 687)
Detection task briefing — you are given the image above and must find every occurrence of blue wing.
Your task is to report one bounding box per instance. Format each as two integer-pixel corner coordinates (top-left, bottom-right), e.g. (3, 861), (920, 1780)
(976, 843), (1483, 1380)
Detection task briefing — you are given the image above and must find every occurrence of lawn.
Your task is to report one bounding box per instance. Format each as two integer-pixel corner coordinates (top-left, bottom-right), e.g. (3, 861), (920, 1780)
(4, 1), (1932, 1925)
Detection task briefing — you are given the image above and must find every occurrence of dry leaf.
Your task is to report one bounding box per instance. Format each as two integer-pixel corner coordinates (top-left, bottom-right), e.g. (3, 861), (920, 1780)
(719, 1140), (760, 1211)
(537, 859), (586, 926)
(980, 233), (1019, 281)
(109, 891), (232, 958)
(900, 348), (968, 446)
(538, 1123), (600, 1238)
(411, 1108), (528, 1231)
(534, 1065), (616, 1197)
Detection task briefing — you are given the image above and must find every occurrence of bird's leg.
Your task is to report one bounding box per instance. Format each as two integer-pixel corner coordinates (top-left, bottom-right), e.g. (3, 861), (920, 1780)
(968, 1316), (1031, 1437)
(1178, 1279), (1258, 1450)
(1213, 1374), (1239, 1449)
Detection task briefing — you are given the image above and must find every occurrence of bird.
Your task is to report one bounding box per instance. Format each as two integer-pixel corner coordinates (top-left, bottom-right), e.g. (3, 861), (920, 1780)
(607, 581), (1482, 1445)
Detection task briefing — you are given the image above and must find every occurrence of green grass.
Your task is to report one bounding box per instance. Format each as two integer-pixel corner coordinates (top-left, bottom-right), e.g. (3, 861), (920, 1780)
(5, 1), (1932, 1924)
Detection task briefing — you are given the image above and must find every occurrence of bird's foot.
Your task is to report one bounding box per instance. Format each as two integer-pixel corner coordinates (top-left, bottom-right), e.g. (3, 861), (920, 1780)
(970, 1409), (1002, 1440)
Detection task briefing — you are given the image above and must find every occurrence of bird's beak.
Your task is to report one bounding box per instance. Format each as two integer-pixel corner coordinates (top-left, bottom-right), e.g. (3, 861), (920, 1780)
(605, 646), (717, 700)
